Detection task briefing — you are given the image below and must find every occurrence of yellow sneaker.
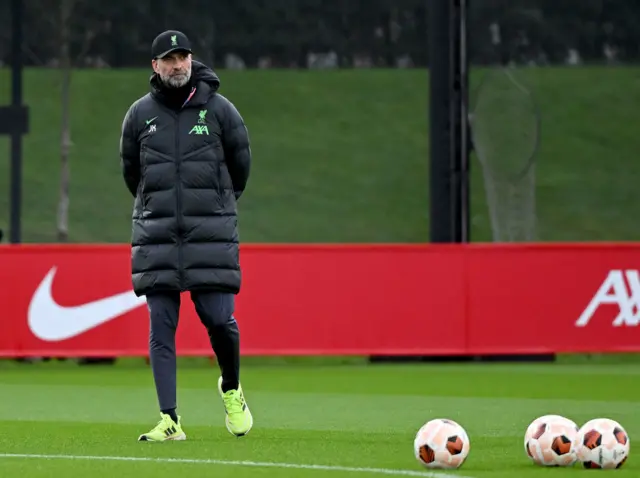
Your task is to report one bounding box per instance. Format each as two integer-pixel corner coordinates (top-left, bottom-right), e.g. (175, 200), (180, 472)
(138, 413), (186, 442)
(218, 376), (253, 436)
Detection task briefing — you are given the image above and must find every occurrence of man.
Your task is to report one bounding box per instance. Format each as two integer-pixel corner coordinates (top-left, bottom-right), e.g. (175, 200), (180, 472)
(119, 30), (253, 441)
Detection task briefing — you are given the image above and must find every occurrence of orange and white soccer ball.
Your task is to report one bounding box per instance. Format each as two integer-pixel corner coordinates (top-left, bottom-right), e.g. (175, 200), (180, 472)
(523, 414), (579, 466)
(576, 418), (630, 469)
(413, 418), (470, 469)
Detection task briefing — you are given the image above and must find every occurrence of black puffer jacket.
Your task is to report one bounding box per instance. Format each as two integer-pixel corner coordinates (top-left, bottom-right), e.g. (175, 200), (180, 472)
(119, 61), (251, 297)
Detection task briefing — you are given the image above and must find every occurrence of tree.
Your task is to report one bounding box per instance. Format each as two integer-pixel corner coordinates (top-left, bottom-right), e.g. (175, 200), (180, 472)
(55, 0), (104, 241)
(57, 0), (73, 242)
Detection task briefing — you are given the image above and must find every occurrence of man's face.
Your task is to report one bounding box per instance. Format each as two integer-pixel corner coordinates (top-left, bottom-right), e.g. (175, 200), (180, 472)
(152, 51), (192, 88)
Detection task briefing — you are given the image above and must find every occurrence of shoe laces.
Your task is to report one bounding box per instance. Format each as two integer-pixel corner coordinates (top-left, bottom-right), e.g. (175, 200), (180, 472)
(223, 389), (244, 415)
(153, 414), (173, 431)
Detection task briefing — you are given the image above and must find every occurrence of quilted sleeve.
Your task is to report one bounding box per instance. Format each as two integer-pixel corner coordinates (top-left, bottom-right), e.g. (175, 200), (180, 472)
(120, 103), (140, 197)
(218, 95), (251, 200)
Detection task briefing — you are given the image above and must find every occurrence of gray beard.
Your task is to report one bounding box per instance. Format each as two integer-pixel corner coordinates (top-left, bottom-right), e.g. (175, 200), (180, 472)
(161, 71), (191, 88)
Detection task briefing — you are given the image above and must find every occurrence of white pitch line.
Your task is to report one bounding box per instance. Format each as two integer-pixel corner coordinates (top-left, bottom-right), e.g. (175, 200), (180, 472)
(0, 453), (473, 478)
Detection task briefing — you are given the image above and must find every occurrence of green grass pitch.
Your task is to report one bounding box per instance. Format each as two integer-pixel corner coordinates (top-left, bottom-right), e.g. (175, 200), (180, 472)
(0, 66), (639, 242)
(0, 358), (636, 477)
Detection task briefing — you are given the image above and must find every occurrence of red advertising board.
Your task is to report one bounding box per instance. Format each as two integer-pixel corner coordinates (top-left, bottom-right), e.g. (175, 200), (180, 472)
(0, 243), (638, 357)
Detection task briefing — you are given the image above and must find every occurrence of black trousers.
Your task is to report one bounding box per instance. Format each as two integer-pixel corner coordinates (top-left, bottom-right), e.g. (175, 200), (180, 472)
(146, 290), (240, 411)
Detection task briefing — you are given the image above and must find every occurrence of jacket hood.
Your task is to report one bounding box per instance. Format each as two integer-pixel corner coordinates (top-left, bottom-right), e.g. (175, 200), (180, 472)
(190, 60), (220, 91)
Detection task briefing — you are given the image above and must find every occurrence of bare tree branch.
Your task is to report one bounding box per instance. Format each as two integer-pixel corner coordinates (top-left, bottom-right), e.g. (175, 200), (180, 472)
(22, 44), (45, 66)
(75, 28), (98, 64)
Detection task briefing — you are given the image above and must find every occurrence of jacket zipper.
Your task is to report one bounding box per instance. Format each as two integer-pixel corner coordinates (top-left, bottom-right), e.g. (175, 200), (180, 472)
(175, 113), (183, 289)
(175, 88), (196, 290)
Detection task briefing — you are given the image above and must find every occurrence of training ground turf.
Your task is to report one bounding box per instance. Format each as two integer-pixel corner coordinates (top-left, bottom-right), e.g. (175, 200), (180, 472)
(1, 67), (639, 242)
(0, 358), (636, 477)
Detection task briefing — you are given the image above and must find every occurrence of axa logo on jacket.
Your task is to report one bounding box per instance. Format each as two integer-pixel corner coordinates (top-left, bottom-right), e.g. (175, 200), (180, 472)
(189, 109), (209, 135)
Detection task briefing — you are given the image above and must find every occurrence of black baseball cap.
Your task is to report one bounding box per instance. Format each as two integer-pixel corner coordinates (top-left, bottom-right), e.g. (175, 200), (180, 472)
(151, 30), (193, 59)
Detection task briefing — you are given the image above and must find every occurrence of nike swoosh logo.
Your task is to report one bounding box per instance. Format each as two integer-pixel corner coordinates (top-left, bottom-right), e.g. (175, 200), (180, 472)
(28, 267), (146, 342)
(146, 117), (157, 125)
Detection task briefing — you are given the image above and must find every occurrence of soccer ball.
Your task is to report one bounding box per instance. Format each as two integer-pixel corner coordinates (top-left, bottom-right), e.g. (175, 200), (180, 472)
(414, 418), (470, 469)
(523, 414), (579, 466)
(576, 418), (630, 469)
